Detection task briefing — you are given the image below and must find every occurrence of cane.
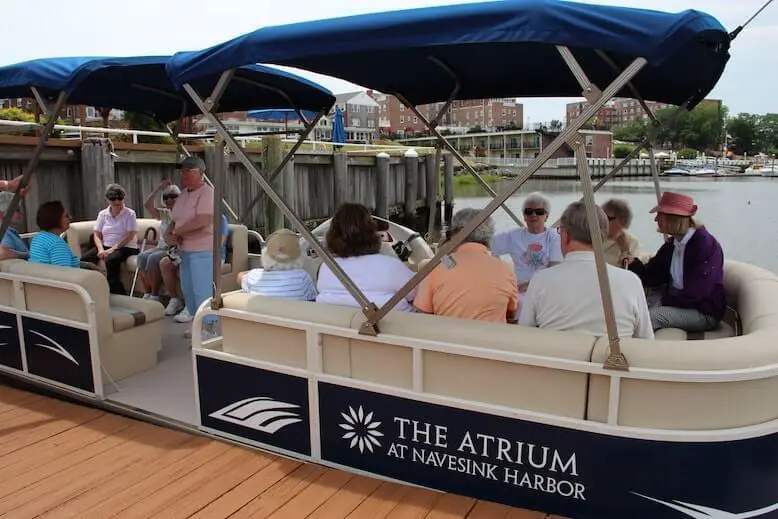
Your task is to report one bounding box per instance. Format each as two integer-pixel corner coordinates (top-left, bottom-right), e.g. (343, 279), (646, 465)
(130, 227), (158, 297)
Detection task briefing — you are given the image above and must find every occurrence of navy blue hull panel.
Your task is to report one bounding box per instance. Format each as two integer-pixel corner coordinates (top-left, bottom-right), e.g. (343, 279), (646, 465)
(318, 382), (778, 519)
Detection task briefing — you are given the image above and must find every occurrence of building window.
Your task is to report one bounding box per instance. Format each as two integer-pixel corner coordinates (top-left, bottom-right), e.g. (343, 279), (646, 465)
(413, 116), (418, 123)
(400, 105), (405, 112)
(368, 120), (375, 128)
(400, 116), (405, 124)
(352, 119), (360, 127)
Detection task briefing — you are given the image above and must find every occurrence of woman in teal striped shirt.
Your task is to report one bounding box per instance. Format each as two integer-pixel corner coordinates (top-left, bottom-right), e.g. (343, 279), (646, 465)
(29, 201), (80, 268)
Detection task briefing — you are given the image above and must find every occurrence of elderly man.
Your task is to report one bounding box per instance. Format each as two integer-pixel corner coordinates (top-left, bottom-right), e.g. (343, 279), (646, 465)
(0, 192), (29, 260)
(415, 208), (518, 323)
(519, 201), (653, 339)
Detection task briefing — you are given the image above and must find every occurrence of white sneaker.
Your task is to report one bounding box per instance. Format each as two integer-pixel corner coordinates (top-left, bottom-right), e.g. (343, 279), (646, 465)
(174, 308), (193, 323)
(142, 293), (152, 300)
(165, 297), (185, 316)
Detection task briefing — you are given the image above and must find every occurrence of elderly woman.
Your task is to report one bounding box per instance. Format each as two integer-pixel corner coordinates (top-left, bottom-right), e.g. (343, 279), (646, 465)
(415, 208), (518, 323)
(316, 202), (416, 311)
(81, 183), (139, 294)
(490, 192), (563, 294)
(238, 228), (316, 301)
(136, 179), (180, 301)
(165, 156), (217, 339)
(29, 201), (80, 268)
(624, 192), (725, 333)
(601, 198), (640, 267)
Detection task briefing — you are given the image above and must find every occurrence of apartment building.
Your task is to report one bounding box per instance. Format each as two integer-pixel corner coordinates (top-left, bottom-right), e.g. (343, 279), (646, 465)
(564, 98), (722, 129)
(0, 97), (124, 125)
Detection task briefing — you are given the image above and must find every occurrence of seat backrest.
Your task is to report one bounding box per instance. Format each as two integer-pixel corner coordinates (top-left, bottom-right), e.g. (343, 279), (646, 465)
(227, 224), (249, 272)
(4, 260), (113, 340)
(64, 218), (161, 256)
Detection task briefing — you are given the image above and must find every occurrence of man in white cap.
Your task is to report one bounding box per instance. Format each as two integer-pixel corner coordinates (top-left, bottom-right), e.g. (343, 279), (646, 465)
(237, 229), (317, 301)
(0, 191), (29, 261)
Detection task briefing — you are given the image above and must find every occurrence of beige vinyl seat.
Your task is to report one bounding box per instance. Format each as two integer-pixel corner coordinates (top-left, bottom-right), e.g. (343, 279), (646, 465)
(0, 258), (164, 384)
(65, 219), (249, 294)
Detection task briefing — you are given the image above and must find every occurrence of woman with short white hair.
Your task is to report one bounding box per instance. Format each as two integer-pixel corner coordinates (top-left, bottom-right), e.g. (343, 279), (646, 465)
(137, 179), (181, 301)
(490, 191), (563, 295)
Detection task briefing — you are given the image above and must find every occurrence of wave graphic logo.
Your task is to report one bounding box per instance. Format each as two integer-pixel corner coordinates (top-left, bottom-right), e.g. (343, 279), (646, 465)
(632, 492), (778, 518)
(30, 330), (79, 366)
(0, 324), (12, 347)
(208, 397), (302, 434)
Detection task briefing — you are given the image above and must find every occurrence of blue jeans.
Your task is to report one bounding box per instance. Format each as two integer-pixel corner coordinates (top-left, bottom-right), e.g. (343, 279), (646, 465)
(180, 250), (217, 328)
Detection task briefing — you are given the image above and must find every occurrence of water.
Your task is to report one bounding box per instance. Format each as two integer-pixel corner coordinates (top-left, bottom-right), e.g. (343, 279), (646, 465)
(454, 177), (778, 274)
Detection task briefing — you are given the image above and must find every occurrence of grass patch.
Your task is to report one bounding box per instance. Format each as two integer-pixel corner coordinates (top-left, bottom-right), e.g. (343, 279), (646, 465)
(452, 173), (503, 187)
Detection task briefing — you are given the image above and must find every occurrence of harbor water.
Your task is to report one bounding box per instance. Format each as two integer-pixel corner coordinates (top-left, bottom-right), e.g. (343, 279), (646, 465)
(454, 176), (778, 274)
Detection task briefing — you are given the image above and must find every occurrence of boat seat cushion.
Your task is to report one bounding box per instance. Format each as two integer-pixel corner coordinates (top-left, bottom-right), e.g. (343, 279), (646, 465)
(109, 295), (165, 333)
(653, 321), (735, 341)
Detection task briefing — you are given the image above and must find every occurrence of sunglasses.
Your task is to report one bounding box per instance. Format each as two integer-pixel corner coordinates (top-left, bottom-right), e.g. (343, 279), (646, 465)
(523, 208), (546, 216)
(606, 215), (617, 221)
(163, 194), (179, 200)
(107, 195), (124, 201)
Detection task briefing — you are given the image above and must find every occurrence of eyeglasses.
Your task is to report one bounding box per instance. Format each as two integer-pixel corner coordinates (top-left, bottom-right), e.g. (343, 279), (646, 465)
(163, 194), (179, 200)
(523, 208), (546, 216)
(107, 195), (124, 201)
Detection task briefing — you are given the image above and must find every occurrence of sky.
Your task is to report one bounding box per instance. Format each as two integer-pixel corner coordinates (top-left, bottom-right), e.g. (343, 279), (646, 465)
(0, 0), (775, 123)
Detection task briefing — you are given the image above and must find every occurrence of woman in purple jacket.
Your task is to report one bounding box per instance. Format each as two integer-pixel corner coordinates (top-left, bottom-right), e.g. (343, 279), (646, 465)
(623, 192), (725, 333)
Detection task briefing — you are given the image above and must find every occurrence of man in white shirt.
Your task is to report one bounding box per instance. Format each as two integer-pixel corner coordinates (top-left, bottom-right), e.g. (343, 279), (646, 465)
(519, 201), (653, 339)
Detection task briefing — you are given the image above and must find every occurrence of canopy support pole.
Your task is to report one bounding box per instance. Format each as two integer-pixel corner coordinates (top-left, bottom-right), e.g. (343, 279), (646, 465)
(182, 80), (381, 334)
(130, 81), (242, 223)
(205, 70), (235, 113)
(211, 136), (227, 311)
(395, 92), (526, 228)
(0, 90), (68, 244)
(570, 136), (628, 370)
(238, 109), (325, 223)
(362, 57), (647, 330)
(159, 119), (241, 223)
(426, 144), (443, 242)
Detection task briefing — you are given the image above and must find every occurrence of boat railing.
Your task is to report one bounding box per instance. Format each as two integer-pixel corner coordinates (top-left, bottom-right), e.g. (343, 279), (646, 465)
(191, 297), (778, 441)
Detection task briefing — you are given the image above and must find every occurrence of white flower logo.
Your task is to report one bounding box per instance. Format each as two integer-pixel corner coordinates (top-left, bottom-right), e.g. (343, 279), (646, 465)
(339, 405), (383, 453)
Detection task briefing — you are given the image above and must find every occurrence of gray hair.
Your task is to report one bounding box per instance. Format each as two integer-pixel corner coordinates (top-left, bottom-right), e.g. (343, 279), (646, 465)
(105, 183), (126, 199)
(602, 198), (633, 228)
(559, 201), (608, 246)
(450, 207), (494, 246)
(523, 192), (550, 213)
(162, 184), (181, 199)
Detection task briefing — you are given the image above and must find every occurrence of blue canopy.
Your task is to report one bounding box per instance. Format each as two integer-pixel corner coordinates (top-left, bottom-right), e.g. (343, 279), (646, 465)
(166, 0), (730, 108)
(0, 55), (335, 122)
(246, 109), (318, 121)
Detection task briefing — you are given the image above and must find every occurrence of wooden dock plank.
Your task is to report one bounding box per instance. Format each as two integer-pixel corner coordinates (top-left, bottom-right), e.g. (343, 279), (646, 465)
(0, 384), (565, 519)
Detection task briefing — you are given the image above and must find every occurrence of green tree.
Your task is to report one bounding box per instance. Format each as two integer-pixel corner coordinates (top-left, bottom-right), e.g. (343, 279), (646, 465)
(123, 111), (174, 144)
(756, 113), (778, 153)
(653, 102), (726, 151)
(548, 119), (563, 131)
(612, 119), (647, 142)
(727, 114), (759, 155)
(613, 143), (635, 158)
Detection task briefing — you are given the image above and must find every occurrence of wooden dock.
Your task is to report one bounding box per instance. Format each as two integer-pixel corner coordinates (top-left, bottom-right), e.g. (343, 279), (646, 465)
(0, 383), (568, 518)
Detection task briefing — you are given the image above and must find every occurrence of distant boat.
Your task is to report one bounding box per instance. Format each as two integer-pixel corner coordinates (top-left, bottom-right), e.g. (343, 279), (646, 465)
(663, 167), (715, 177)
(744, 163), (777, 177)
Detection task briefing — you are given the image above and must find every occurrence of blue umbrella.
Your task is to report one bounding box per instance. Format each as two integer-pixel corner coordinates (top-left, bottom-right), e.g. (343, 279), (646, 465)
(332, 105), (346, 145)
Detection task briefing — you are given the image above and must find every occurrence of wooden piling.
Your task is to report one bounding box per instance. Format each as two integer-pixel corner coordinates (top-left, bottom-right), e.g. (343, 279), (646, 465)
(425, 152), (439, 241)
(404, 149), (418, 226)
(262, 135), (284, 234)
(80, 138), (115, 219)
(443, 153), (454, 228)
(333, 152), (349, 209)
(375, 152), (389, 219)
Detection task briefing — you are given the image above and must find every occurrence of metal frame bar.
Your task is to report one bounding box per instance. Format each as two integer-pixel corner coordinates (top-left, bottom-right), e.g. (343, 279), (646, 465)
(395, 83), (525, 228)
(364, 53), (647, 337)
(238, 110), (325, 223)
(211, 136), (227, 310)
(182, 78), (381, 332)
(0, 90), (68, 244)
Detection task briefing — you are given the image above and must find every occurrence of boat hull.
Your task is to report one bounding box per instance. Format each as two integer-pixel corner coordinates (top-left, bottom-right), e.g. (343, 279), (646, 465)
(194, 354), (778, 519)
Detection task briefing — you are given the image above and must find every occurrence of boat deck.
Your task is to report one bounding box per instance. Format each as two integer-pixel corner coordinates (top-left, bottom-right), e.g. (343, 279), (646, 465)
(0, 383), (565, 519)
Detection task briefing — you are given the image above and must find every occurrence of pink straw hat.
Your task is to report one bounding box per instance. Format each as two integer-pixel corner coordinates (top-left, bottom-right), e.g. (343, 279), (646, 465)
(649, 191), (697, 217)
